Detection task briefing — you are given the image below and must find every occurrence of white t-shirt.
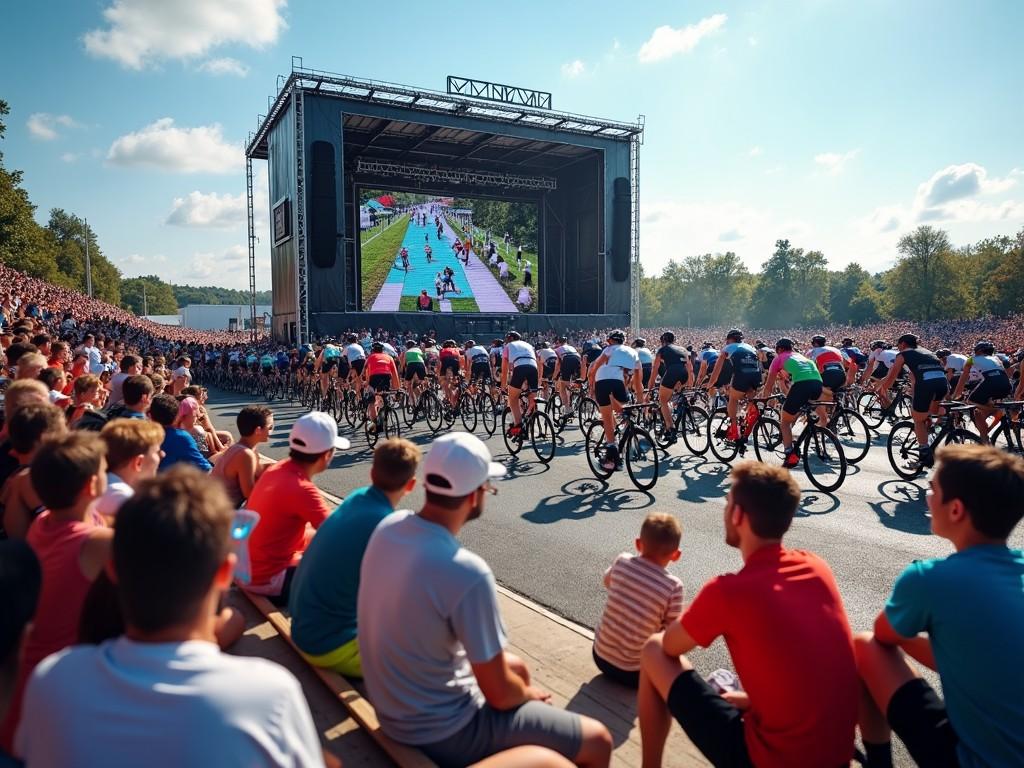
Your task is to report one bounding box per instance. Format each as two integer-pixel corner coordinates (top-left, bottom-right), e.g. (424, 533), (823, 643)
(172, 366), (191, 386)
(108, 372), (131, 406)
(345, 343), (366, 362)
(498, 262), (509, 278)
(96, 472), (133, 518)
(17, 639), (324, 768)
(595, 344), (640, 382)
(503, 340), (537, 369)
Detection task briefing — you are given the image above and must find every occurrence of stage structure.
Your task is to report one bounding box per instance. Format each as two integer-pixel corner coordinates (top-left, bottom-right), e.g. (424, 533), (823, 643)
(245, 57), (644, 342)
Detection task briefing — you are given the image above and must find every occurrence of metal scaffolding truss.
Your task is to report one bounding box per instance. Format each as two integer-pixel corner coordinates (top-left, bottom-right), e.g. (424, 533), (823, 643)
(629, 115), (645, 337)
(245, 157), (258, 340)
(446, 76), (552, 110)
(355, 158), (557, 191)
(293, 89), (309, 344)
(246, 58), (643, 160)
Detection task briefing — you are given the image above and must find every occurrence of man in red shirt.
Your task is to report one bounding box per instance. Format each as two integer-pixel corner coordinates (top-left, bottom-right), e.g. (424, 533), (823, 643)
(244, 412), (350, 605)
(637, 461), (858, 768)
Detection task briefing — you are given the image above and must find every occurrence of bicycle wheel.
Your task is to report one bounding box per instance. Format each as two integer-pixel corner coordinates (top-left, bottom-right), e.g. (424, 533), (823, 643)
(707, 408), (739, 463)
(942, 428), (981, 448)
(991, 421), (1024, 454)
(502, 408), (524, 455)
(886, 421), (923, 479)
(831, 408), (871, 464)
(546, 394), (566, 434)
(802, 427), (846, 493)
(478, 393), (497, 436)
(857, 391), (886, 430)
(680, 405), (710, 456)
(343, 390), (360, 428)
(578, 396), (598, 427)
(529, 412), (556, 464)
(460, 395), (478, 432)
(423, 391), (443, 433)
(585, 420), (614, 480)
(398, 391), (415, 428)
(364, 415), (381, 447)
(625, 428), (659, 490)
(893, 395), (912, 422)
(383, 407), (401, 439)
(751, 417), (785, 464)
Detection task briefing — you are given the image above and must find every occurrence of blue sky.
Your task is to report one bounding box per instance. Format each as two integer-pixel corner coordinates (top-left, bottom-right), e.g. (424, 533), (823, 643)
(2, 0), (1022, 290)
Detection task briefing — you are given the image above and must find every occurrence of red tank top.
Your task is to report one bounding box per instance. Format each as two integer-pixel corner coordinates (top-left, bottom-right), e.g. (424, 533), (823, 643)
(366, 353), (393, 377)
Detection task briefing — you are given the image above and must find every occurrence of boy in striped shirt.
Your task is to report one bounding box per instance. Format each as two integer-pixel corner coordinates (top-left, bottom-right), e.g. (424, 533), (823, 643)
(593, 513), (684, 687)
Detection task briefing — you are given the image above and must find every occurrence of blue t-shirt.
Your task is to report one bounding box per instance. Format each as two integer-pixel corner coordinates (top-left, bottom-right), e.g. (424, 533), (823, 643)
(289, 486), (394, 655)
(885, 544), (1024, 766)
(158, 428), (212, 473)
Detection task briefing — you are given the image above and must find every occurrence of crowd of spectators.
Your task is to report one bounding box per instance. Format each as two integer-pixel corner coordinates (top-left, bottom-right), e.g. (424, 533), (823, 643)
(1, 263), (1024, 767)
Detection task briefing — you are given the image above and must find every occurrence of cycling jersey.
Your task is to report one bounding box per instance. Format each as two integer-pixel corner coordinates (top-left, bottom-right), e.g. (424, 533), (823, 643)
(381, 343), (398, 358)
(635, 348), (654, 366)
(467, 345), (490, 364)
(841, 346), (868, 367)
(504, 340), (538, 369)
(900, 348), (946, 384)
(969, 354), (1007, 377)
(867, 348), (898, 372)
(322, 345), (341, 360)
(700, 349), (719, 369)
(299, 343), (313, 357)
(595, 344), (639, 382)
(944, 353), (969, 377)
(537, 348), (558, 367)
(246, 355), (258, 366)
(366, 353), (394, 377)
(275, 354), (290, 370)
(490, 346), (504, 370)
(807, 346), (848, 374)
(658, 344), (689, 368)
(344, 344), (366, 362)
(404, 348), (424, 365)
(722, 343), (760, 374)
(555, 344), (580, 360)
(439, 348), (460, 361)
(769, 351), (822, 383)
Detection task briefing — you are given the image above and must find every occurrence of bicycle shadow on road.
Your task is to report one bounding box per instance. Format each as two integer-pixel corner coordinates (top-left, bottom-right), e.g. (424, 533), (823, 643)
(523, 478), (655, 525)
(672, 457), (731, 504)
(797, 491), (840, 517)
(869, 479), (930, 535)
(499, 454), (552, 479)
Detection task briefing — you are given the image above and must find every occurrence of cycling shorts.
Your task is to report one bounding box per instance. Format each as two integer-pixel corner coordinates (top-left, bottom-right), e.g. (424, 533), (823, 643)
(821, 368), (846, 391)
(967, 373), (1010, 406)
(871, 363), (889, 380)
(471, 362), (492, 383)
(595, 379), (629, 408)
(558, 357), (581, 382)
(509, 365), (539, 391)
(543, 361), (556, 380)
(782, 379), (824, 416)
(369, 374), (392, 393)
(440, 358), (460, 376)
(351, 359), (365, 375)
(912, 378), (949, 414)
(321, 359), (337, 373)
(404, 362), (427, 382)
(660, 365), (688, 390)
(730, 371), (762, 393)
(641, 364), (653, 386)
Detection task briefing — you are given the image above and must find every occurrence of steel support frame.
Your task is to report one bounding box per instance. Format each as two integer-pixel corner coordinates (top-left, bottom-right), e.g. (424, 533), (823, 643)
(629, 116), (644, 338)
(355, 158), (557, 191)
(246, 157), (258, 340)
(293, 89), (310, 344)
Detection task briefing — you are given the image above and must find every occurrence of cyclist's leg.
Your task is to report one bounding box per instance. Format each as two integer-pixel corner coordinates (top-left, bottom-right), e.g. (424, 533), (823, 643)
(659, 385), (674, 433)
(509, 383), (524, 428)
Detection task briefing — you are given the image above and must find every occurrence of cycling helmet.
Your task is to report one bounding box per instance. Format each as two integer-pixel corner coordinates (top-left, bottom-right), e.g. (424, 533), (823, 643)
(538, 342), (550, 349)
(685, 345), (694, 352)
(463, 340), (475, 348)
(405, 339), (418, 349)
(632, 338), (646, 348)
(701, 341), (714, 349)
(346, 334), (358, 343)
(775, 337), (794, 352)
(607, 329), (626, 343)
(556, 335), (568, 343)
(811, 335), (827, 346)
(505, 331), (521, 342)
(726, 328), (743, 341)
(371, 342), (384, 353)
(842, 337), (855, 346)
(974, 340), (995, 356)
(754, 339), (766, 348)
(935, 348), (951, 358)
(660, 331), (676, 344)
(869, 340), (886, 350)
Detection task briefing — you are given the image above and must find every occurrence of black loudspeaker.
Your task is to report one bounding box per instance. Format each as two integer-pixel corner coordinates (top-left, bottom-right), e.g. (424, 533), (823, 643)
(612, 176), (630, 282)
(309, 141), (337, 269)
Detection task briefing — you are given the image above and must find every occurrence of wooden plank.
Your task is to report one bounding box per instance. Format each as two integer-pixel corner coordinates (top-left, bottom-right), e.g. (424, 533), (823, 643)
(242, 590), (438, 768)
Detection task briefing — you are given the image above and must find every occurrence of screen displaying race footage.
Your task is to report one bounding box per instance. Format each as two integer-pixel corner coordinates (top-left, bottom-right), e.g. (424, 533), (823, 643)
(358, 190), (539, 313)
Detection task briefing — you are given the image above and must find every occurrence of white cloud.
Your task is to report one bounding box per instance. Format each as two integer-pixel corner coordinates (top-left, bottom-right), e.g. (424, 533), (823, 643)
(198, 57), (250, 77)
(27, 113), (80, 141)
(83, 0), (286, 70)
(748, 35), (758, 47)
(60, 152), (79, 163)
(187, 245), (247, 280)
(561, 59), (586, 78)
(748, 146), (763, 158)
(107, 118), (242, 174)
(914, 162), (1015, 210)
(638, 14), (727, 63)
(814, 149), (860, 176)
(167, 190), (246, 227)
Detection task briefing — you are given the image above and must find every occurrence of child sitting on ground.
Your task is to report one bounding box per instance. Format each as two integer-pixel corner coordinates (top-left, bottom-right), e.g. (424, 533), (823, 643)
(592, 512), (684, 687)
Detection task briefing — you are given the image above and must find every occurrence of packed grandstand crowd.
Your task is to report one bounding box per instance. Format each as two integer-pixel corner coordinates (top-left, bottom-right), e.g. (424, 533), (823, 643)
(1, 258), (1023, 768)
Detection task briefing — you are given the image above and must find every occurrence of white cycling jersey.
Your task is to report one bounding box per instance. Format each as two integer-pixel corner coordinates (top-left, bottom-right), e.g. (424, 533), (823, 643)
(595, 344), (640, 382)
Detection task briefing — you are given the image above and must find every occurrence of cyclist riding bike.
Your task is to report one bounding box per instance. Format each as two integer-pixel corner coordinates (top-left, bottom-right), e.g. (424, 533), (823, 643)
(316, 339), (343, 397)
(536, 342), (558, 397)
(860, 340), (901, 407)
(344, 334), (366, 393)
(707, 329), (762, 441)
(755, 340), (775, 372)
(807, 335), (856, 396)
(951, 340), (1012, 444)
(588, 329), (642, 471)
(438, 340), (462, 408)
(937, 348), (969, 384)
(761, 338), (824, 468)
(401, 340), (427, 403)
(632, 339), (655, 391)
(501, 331), (539, 438)
(552, 336), (582, 416)
(650, 331), (694, 444)
(364, 342), (401, 433)
(839, 338), (868, 371)
(463, 340), (495, 399)
(878, 334), (949, 468)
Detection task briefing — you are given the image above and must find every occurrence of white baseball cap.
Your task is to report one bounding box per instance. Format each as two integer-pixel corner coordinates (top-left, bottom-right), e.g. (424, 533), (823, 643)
(289, 412), (350, 453)
(422, 432), (504, 497)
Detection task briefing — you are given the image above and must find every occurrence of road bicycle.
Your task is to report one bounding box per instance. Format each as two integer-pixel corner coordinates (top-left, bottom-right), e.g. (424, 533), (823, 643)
(584, 403), (660, 490)
(654, 388), (710, 456)
(752, 399), (848, 493)
(821, 389), (872, 464)
(886, 401), (981, 479)
(859, 378), (912, 430)
(501, 390), (556, 463)
(706, 397), (771, 463)
(364, 390), (402, 447)
(986, 400), (1024, 455)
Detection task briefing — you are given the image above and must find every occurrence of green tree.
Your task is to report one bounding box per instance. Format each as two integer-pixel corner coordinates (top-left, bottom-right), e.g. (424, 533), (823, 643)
(748, 240), (827, 327)
(885, 226), (968, 320)
(980, 228), (1024, 316)
(828, 263), (872, 323)
(121, 276), (179, 315)
(848, 280), (885, 324)
(46, 209), (122, 305)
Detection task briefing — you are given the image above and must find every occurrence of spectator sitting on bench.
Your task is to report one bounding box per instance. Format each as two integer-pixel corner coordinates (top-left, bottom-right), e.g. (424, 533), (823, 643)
(104, 374), (153, 421)
(150, 394), (211, 473)
(210, 405), (274, 508)
(290, 438), (420, 678)
(0, 403), (66, 540)
(14, 468), (328, 768)
(96, 419), (165, 521)
(244, 412), (349, 606)
(592, 513), (683, 688)
(637, 461), (858, 768)
(854, 444), (1024, 768)
(358, 432), (613, 768)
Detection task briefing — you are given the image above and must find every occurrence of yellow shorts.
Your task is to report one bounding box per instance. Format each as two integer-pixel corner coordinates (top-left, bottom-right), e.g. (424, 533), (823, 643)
(302, 636), (361, 678)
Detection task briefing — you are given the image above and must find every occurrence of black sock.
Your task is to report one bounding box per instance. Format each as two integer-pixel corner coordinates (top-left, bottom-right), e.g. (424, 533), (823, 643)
(863, 741), (892, 768)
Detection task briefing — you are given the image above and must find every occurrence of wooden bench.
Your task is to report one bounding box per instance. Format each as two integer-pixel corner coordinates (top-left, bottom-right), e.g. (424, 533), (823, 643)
(242, 590), (438, 768)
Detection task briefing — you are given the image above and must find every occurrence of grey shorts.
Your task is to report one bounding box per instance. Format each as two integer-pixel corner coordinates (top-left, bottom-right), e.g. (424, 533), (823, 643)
(419, 702), (582, 767)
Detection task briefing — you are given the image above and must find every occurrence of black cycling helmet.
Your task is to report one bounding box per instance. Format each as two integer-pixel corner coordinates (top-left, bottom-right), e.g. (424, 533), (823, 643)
(556, 335), (568, 343)
(660, 331), (675, 344)
(870, 339), (886, 350)
(685, 344), (694, 352)
(842, 337), (855, 346)
(935, 348), (951, 358)
(371, 341), (384, 353)
(632, 338), (646, 348)
(405, 339), (417, 349)
(897, 333), (919, 348)
(974, 340), (995, 356)
(775, 337), (794, 352)
(726, 328), (743, 342)
(505, 331), (521, 342)
(539, 341), (550, 349)
(464, 339), (475, 348)
(754, 339), (766, 348)
(607, 329), (626, 343)
(492, 339), (503, 346)
(811, 335), (827, 346)
(701, 340), (714, 349)
(346, 334), (358, 343)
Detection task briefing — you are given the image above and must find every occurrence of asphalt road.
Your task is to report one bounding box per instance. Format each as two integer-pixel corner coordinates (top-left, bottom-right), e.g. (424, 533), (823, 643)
(205, 387), (1022, 763)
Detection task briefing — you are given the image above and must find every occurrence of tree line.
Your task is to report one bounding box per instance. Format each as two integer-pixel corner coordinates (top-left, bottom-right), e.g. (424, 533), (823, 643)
(641, 225), (1024, 328)
(0, 100), (272, 317)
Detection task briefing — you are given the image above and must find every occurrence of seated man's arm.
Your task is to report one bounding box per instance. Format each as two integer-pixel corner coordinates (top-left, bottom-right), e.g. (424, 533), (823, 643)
(471, 652), (548, 710)
(873, 609), (936, 670)
(661, 618), (699, 658)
